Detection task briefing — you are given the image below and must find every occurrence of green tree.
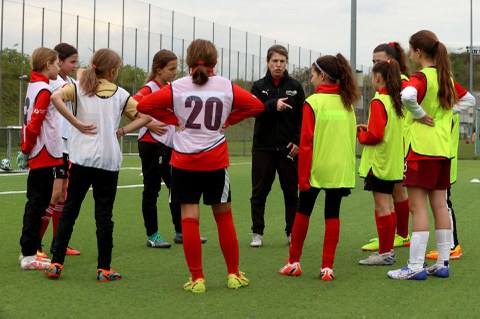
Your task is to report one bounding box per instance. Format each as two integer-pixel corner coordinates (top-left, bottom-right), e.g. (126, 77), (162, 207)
(0, 48), (31, 126)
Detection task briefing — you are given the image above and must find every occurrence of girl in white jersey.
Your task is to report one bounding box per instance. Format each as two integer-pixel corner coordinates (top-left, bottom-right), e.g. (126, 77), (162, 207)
(38, 43), (81, 257)
(18, 47), (61, 270)
(138, 39), (264, 293)
(134, 50), (207, 248)
(46, 48), (151, 282)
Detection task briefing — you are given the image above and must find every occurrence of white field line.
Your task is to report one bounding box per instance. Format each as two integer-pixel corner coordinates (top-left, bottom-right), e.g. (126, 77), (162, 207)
(0, 162), (251, 195)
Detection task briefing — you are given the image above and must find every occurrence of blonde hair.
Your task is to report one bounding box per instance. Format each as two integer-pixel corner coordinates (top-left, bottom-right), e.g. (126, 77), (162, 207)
(80, 48), (122, 96)
(30, 47), (58, 72)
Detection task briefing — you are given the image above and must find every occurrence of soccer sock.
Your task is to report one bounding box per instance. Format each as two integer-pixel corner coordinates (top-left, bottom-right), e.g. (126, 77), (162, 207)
(288, 213), (310, 263)
(40, 203), (55, 240)
(52, 202), (64, 236)
(435, 229), (452, 266)
(376, 213), (394, 254)
(390, 213), (397, 248)
(408, 231), (429, 271)
(322, 218), (340, 269)
(181, 218), (204, 280)
(394, 199), (410, 238)
(213, 209), (239, 275)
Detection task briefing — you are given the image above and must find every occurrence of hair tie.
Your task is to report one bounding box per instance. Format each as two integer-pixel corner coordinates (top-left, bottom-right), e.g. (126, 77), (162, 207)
(314, 60), (336, 81)
(92, 64), (97, 70)
(388, 42), (395, 47)
(197, 61), (205, 66)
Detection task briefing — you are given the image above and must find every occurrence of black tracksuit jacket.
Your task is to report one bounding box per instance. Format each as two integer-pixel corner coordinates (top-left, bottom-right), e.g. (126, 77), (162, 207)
(251, 70), (305, 152)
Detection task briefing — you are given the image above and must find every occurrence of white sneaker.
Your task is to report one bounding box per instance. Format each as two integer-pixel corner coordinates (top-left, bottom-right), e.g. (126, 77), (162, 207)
(359, 250), (396, 266)
(250, 233), (263, 247)
(20, 255), (51, 270)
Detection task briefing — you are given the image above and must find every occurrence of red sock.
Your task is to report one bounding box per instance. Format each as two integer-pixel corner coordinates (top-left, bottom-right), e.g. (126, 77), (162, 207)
(394, 199), (409, 238)
(390, 213), (397, 247)
(213, 209), (239, 275)
(52, 202), (64, 236)
(40, 204), (55, 239)
(289, 213), (310, 263)
(322, 218), (340, 269)
(181, 218), (203, 280)
(377, 213), (394, 253)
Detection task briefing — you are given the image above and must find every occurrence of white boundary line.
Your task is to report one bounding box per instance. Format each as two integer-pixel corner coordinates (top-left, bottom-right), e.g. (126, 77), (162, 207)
(0, 162), (251, 195)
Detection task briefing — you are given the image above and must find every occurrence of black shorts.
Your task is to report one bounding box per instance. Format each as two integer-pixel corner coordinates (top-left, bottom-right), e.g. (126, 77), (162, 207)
(170, 167), (231, 205)
(364, 174), (396, 194)
(53, 154), (70, 179)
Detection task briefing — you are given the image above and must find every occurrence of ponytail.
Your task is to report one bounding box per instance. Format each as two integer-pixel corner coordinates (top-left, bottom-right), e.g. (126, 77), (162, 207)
(313, 54), (360, 111)
(191, 64), (210, 85)
(186, 39), (217, 85)
(335, 53), (360, 110)
(409, 30), (457, 109)
(80, 48), (122, 96)
(372, 60), (404, 118)
(436, 42), (458, 109)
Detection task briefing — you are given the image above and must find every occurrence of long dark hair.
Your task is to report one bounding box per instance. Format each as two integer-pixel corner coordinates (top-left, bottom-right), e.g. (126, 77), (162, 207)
(372, 60), (404, 118)
(312, 53), (360, 110)
(409, 30), (457, 109)
(373, 42), (410, 77)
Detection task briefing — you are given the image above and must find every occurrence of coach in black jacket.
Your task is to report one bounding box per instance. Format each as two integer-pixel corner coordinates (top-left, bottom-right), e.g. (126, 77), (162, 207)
(249, 44), (305, 247)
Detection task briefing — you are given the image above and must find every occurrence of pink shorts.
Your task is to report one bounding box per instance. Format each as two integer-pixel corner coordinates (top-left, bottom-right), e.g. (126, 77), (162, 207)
(403, 160), (451, 190)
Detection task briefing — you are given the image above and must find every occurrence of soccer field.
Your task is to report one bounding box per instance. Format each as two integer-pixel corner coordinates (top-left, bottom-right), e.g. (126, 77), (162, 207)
(1, 156), (479, 318)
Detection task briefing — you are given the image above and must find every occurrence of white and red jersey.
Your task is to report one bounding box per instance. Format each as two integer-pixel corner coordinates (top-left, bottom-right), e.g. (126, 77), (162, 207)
(50, 75), (77, 154)
(137, 75), (264, 171)
(21, 71), (63, 169)
(68, 85), (131, 171)
(133, 80), (174, 147)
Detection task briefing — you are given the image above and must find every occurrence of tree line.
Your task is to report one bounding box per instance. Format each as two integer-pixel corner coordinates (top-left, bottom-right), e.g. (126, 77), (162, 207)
(1, 48), (478, 126)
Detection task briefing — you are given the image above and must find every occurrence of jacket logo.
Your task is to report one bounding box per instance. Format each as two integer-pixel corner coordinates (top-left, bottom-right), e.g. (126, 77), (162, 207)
(286, 90), (297, 96)
(262, 90), (269, 96)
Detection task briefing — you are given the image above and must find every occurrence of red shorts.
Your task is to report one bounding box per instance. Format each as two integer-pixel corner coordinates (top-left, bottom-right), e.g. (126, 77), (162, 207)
(403, 160), (451, 190)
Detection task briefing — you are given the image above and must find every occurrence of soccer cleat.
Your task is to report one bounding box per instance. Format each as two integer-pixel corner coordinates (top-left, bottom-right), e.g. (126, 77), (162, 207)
(359, 250), (396, 266)
(66, 247), (81, 255)
(183, 278), (206, 293)
(250, 233), (263, 247)
(45, 263), (63, 279)
(426, 260), (450, 278)
(97, 269), (122, 282)
(361, 237), (380, 251)
(173, 232), (207, 244)
(426, 245), (462, 260)
(37, 250), (49, 259)
(361, 234), (410, 251)
(146, 232), (171, 248)
(227, 272), (249, 289)
(20, 255), (51, 270)
(278, 262), (302, 276)
(393, 234), (411, 248)
(320, 268), (334, 281)
(387, 266), (427, 280)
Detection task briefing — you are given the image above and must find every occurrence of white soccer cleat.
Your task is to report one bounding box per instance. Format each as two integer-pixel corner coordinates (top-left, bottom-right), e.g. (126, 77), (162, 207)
(20, 255), (51, 270)
(250, 233), (263, 247)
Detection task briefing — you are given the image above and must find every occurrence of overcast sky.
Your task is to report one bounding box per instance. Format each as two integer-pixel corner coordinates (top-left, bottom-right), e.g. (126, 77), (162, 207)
(3, 0), (479, 71)
(148, 0), (479, 68)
